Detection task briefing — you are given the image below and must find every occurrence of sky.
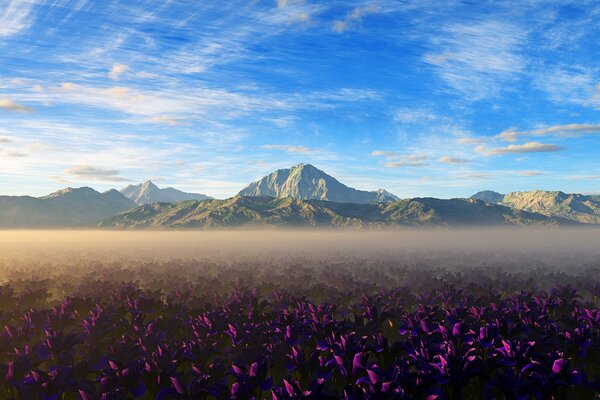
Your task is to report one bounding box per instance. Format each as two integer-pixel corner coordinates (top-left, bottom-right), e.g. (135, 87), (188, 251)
(0, 0), (599, 199)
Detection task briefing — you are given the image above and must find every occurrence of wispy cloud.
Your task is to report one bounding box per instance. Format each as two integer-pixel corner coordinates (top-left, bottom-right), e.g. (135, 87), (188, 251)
(518, 170), (544, 176)
(496, 123), (600, 142)
(424, 20), (526, 99)
(371, 150), (429, 168)
(2, 151), (28, 158)
(64, 165), (129, 182)
(534, 67), (599, 108)
(261, 144), (318, 154)
(0, 98), (31, 112)
(332, 5), (380, 33)
(439, 156), (469, 164)
(109, 63), (129, 80)
(393, 108), (439, 124)
(148, 116), (184, 126)
(0, 0), (37, 38)
(11, 80), (380, 127)
(477, 141), (564, 156)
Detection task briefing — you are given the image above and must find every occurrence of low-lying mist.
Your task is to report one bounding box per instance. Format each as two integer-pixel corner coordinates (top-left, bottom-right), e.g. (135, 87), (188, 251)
(1, 229), (599, 294)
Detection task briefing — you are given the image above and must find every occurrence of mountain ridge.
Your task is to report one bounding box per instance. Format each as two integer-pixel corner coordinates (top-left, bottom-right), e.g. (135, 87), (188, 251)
(471, 190), (600, 224)
(0, 187), (136, 228)
(98, 195), (572, 229)
(120, 180), (211, 205)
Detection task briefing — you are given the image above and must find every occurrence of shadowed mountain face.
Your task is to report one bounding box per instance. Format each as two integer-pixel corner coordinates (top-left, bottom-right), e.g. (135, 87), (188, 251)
(471, 190), (600, 224)
(120, 181), (211, 205)
(238, 163), (398, 204)
(470, 190), (505, 204)
(99, 196), (570, 229)
(0, 187), (137, 228)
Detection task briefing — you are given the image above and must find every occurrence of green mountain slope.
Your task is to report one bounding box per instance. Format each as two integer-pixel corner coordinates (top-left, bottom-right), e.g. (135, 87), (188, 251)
(99, 196), (571, 229)
(238, 163), (398, 204)
(0, 187), (137, 228)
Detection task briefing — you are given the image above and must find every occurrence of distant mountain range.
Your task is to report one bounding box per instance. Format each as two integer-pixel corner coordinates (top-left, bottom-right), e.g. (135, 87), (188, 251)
(99, 196), (569, 229)
(0, 187), (136, 228)
(120, 181), (211, 205)
(0, 164), (597, 228)
(471, 190), (600, 224)
(238, 163), (398, 204)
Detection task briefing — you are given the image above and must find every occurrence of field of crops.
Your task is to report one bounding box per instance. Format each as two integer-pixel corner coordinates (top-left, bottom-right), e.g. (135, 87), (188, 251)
(1, 230), (599, 399)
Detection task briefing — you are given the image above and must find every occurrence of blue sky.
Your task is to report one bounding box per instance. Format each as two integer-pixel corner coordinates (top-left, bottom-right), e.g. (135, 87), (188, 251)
(0, 0), (599, 198)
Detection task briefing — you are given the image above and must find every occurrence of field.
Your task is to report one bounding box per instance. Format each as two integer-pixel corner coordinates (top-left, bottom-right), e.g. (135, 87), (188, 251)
(1, 230), (600, 399)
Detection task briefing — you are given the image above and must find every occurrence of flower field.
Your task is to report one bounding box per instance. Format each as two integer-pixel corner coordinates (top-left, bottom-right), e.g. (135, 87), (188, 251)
(1, 258), (600, 400)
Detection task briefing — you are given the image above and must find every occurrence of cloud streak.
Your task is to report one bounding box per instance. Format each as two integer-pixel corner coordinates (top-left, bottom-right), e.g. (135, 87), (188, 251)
(439, 156), (469, 164)
(64, 165), (129, 182)
(261, 144), (318, 154)
(371, 150), (429, 168)
(0, 0), (37, 38)
(496, 123), (600, 142)
(478, 141), (564, 156)
(0, 98), (31, 112)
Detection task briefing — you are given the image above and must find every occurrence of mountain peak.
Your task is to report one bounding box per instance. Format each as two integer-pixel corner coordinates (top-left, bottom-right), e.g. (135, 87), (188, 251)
(238, 164), (397, 204)
(470, 190), (505, 204)
(41, 186), (99, 199)
(142, 180), (158, 187)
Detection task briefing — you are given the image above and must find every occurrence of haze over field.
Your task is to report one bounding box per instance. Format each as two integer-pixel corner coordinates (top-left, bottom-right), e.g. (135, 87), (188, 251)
(1, 229), (600, 273)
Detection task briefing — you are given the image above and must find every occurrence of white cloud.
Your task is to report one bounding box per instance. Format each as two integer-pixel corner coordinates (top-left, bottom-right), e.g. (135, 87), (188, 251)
(332, 4), (380, 33)
(496, 129), (519, 142)
(148, 116), (184, 126)
(2, 151), (28, 158)
(261, 144), (317, 154)
(49, 175), (71, 184)
(64, 165), (129, 182)
(0, 98), (31, 112)
(109, 63), (129, 80)
(0, 136), (13, 143)
(495, 123), (600, 142)
(371, 150), (429, 167)
(532, 123), (600, 137)
(457, 137), (482, 145)
(518, 170), (544, 176)
(439, 156), (469, 164)
(0, 0), (37, 38)
(478, 141), (564, 156)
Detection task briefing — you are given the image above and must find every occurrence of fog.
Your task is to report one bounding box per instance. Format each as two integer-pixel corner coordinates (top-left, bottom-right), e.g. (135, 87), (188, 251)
(1, 228), (599, 270)
(0, 228), (599, 302)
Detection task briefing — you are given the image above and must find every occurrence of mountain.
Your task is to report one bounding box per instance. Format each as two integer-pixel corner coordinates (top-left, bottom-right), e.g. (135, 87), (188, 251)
(470, 190), (600, 224)
(500, 190), (600, 224)
(0, 187), (137, 228)
(470, 190), (505, 204)
(238, 163), (398, 204)
(120, 180), (211, 205)
(98, 196), (571, 229)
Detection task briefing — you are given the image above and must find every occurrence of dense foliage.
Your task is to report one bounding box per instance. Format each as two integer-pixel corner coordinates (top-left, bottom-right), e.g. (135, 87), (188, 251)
(1, 262), (600, 399)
